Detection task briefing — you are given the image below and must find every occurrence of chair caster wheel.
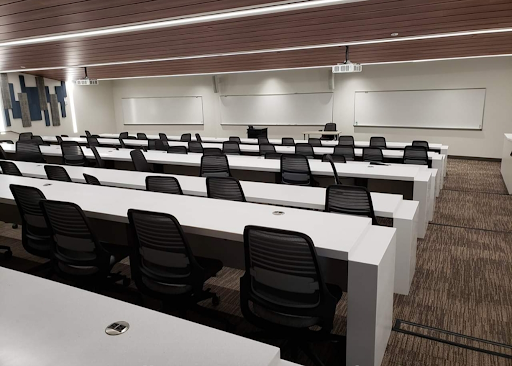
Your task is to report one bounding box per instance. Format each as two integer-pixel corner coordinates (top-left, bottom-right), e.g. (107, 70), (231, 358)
(212, 295), (220, 306)
(12, 224), (18, 229)
(122, 278), (131, 287)
(2, 250), (12, 260)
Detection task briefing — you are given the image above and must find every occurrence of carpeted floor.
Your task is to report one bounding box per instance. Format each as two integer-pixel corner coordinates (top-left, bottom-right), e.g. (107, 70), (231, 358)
(0, 159), (511, 365)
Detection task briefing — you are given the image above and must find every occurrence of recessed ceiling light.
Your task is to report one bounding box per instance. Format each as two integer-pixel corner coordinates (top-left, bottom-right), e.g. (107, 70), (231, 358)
(391, 33), (399, 37)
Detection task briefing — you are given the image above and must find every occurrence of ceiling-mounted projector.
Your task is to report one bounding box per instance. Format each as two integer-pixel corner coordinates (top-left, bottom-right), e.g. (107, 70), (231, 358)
(75, 67), (98, 85)
(332, 46), (362, 73)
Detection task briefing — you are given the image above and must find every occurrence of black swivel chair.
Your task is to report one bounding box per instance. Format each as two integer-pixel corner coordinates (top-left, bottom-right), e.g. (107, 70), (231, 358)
(200, 155), (231, 177)
(83, 174), (101, 185)
(85, 130), (92, 138)
(90, 146), (106, 168)
(265, 153), (282, 160)
(412, 140), (429, 149)
(9, 185), (53, 267)
(130, 149), (152, 172)
(31, 136), (47, 145)
(280, 154), (313, 186)
(229, 136), (241, 143)
(44, 165), (72, 182)
(259, 144), (276, 155)
(222, 141), (241, 155)
(362, 147), (384, 162)
(0, 161), (22, 176)
(167, 146), (188, 154)
(16, 141), (46, 163)
(137, 133), (148, 140)
(370, 136), (387, 148)
(19, 132), (33, 141)
(333, 145), (355, 161)
(322, 155), (341, 185)
(203, 148), (222, 156)
(145, 176), (183, 195)
(119, 138), (127, 149)
(159, 133), (168, 141)
(195, 133), (203, 143)
(40, 200), (129, 288)
(282, 137), (295, 146)
(0, 145), (6, 160)
(148, 140), (158, 151)
(119, 132), (129, 139)
(240, 226), (344, 366)
(206, 177), (246, 202)
(127, 209), (222, 310)
(61, 135), (69, 137)
(258, 137), (269, 145)
(295, 143), (315, 159)
(87, 137), (100, 148)
(155, 140), (169, 151)
(0, 140), (13, 144)
(61, 141), (87, 166)
(338, 136), (355, 146)
(323, 153), (346, 164)
(321, 122), (337, 140)
(403, 146), (429, 165)
(308, 138), (322, 147)
(180, 133), (192, 142)
(188, 141), (203, 153)
(56, 136), (63, 144)
(325, 185), (378, 225)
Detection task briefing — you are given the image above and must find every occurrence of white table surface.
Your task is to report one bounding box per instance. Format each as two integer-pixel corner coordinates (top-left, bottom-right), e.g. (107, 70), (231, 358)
(0, 267), (282, 366)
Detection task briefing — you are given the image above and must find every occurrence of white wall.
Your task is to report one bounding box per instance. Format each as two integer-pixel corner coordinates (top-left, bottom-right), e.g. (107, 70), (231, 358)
(108, 57), (511, 158)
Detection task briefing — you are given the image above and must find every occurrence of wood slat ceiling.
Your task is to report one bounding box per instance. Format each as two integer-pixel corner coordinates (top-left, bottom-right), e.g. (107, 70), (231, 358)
(0, 0), (510, 80)
(30, 32), (512, 81)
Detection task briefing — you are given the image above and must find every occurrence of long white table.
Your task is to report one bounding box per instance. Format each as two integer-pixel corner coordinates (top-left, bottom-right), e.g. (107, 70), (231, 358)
(1, 143), (435, 238)
(0, 267), (284, 366)
(41, 135), (447, 180)
(0, 174), (396, 366)
(6, 160), (419, 295)
(501, 133), (512, 194)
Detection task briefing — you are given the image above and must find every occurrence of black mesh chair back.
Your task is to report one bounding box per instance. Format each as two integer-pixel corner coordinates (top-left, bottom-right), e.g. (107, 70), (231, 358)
(119, 138), (127, 148)
(333, 145), (355, 161)
(241, 226), (339, 333)
(321, 123), (337, 140)
(130, 149), (152, 172)
(119, 132), (129, 139)
(125, 136), (137, 140)
(265, 152), (282, 160)
(195, 133), (202, 143)
(0, 161), (22, 176)
(127, 209), (207, 299)
(308, 138), (322, 147)
(325, 185), (378, 225)
(229, 136), (241, 143)
(19, 132), (33, 141)
(363, 147), (384, 162)
(61, 135), (69, 137)
(0, 140), (13, 144)
(16, 141), (46, 163)
(31, 136), (46, 145)
(282, 137), (295, 146)
(61, 141), (86, 166)
(258, 137), (269, 145)
(280, 154), (312, 186)
(180, 133), (192, 142)
(56, 136), (63, 144)
(167, 146), (188, 154)
(222, 141), (241, 155)
(206, 177), (246, 202)
(0, 145), (7, 160)
(87, 137), (100, 148)
(146, 176), (183, 195)
(40, 200), (112, 279)
(412, 140), (429, 149)
(295, 143), (314, 158)
(203, 148), (222, 156)
(338, 136), (354, 146)
(44, 165), (72, 182)
(322, 155), (341, 185)
(137, 133), (148, 140)
(9, 184), (52, 258)
(259, 144), (276, 155)
(85, 131), (92, 138)
(83, 173), (101, 185)
(200, 155), (231, 177)
(154, 140), (169, 151)
(188, 141), (203, 153)
(403, 146), (428, 165)
(370, 136), (387, 148)
(323, 154), (346, 164)
(159, 133), (168, 141)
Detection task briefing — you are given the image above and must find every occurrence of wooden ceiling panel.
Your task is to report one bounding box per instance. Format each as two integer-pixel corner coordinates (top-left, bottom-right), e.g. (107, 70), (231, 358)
(27, 32), (512, 81)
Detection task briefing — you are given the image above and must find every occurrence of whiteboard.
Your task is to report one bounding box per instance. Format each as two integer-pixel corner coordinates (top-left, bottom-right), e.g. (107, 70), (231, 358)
(122, 96), (204, 125)
(220, 92), (333, 125)
(354, 89), (486, 130)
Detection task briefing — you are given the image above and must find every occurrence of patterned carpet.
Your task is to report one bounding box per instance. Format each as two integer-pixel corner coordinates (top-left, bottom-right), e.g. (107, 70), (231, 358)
(0, 159), (511, 366)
